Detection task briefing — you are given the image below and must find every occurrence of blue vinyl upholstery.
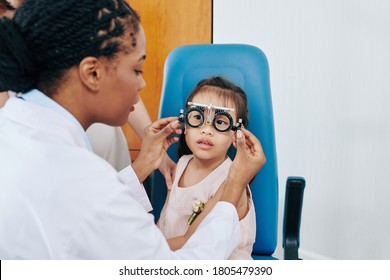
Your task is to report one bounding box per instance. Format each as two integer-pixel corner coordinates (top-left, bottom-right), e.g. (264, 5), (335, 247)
(151, 44), (279, 259)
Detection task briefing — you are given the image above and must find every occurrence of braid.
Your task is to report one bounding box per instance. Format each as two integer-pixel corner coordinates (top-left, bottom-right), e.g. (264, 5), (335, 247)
(0, 0), (140, 93)
(0, 18), (37, 92)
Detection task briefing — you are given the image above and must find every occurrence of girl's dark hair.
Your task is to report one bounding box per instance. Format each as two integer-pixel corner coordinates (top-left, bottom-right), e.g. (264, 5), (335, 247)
(0, 0), (140, 94)
(178, 76), (249, 158)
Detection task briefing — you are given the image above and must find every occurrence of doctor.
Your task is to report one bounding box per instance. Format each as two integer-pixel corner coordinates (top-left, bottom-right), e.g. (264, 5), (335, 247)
(0, 0), (266, 259)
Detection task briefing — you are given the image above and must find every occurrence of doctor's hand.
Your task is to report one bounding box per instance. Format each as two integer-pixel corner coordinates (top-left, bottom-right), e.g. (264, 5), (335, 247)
(221, 127), (266, 207)
(132, 117), (182, 183)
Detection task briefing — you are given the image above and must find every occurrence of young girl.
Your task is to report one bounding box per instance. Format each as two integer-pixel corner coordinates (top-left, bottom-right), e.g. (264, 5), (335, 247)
(158, 76), (256, 259)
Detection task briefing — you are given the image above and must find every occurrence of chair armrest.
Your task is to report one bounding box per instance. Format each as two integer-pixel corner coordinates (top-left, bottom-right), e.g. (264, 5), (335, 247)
(283, 176), (306, 260)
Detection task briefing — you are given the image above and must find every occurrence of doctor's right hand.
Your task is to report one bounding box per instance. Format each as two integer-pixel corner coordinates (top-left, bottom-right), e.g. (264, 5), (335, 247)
(221, 127), (266, 207)
(132, 117), (182, 183)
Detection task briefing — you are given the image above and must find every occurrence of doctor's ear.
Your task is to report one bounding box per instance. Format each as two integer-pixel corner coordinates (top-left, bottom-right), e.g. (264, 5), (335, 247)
(79, 56), (103, 91)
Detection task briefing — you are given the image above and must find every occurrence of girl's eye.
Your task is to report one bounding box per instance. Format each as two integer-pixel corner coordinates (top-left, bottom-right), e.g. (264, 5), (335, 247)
(216, 120), (227, 125)
(135, 69), (143, 75)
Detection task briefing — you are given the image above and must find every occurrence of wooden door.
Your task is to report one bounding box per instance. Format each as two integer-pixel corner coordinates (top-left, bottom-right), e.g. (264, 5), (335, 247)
(123, 0), (212, 160)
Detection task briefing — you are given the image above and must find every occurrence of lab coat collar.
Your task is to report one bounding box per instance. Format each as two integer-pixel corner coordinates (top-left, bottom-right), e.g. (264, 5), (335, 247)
(2, 89), (92, 151)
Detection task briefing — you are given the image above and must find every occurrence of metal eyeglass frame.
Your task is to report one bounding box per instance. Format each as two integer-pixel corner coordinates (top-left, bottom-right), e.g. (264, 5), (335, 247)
(178, 102), (243, 132)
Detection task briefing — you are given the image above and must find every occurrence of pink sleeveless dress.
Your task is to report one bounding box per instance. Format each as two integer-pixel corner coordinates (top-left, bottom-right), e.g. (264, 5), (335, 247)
(158, 154), (256, 259)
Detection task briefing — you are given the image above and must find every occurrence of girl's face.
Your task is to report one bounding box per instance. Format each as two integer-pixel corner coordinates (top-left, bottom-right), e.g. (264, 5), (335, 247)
(185, 90), (237, 164)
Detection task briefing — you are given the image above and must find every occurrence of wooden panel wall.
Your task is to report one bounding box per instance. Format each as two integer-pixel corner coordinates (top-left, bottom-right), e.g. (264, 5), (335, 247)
(123, 0), (212, 160)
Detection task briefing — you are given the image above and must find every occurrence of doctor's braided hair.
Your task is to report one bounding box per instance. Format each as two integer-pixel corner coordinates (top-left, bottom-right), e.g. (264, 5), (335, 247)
(0, 0), (140, 94)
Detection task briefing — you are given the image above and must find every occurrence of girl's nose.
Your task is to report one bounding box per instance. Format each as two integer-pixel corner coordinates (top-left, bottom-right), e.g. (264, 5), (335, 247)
(201, 122), (214, 136)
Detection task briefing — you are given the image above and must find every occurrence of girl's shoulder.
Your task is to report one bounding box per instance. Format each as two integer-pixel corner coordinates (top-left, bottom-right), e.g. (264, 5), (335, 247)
(172, 154), (194, 187)
(178, 154), (194, 162)
(177, 154), (194, 167)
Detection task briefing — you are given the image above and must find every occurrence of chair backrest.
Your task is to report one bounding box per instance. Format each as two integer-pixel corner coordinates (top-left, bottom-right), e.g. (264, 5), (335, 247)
(151, 44), (278, 258)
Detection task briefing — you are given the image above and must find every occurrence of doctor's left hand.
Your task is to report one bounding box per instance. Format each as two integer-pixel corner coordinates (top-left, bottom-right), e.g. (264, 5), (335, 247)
(132, 117), (182, 183)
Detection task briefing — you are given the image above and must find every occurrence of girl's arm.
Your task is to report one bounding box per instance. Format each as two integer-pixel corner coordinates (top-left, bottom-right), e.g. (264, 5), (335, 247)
(166, 184), (224, 250)
(156, 164), (177, 227)
(156, 189), (170, 227)
(236, 186), (250, 220)
(166, 181), (249, 251)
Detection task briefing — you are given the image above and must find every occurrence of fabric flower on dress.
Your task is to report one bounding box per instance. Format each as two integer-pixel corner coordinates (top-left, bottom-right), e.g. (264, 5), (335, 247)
(187, 200), (205, 225)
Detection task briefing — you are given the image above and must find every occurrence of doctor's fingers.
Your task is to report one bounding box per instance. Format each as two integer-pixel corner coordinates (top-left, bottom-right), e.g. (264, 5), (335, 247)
(151, 117), (181, 136)
(156, 119), (182, 139)
(149, 117), (179, 131)
(234, 128), (266, 165)
(241, 127), (265, 159)
(163, 135), (179, 150)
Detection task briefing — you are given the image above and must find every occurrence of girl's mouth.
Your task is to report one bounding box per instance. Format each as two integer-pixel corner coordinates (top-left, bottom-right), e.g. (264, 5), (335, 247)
(197, 138), (214, 149)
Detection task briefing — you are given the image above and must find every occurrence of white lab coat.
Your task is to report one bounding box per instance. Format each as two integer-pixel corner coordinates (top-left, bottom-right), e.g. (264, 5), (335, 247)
(0, 90), (240, 259)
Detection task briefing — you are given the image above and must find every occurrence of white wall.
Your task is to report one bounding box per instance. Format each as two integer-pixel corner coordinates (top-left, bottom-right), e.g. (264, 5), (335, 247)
(214, 0), (390, 259)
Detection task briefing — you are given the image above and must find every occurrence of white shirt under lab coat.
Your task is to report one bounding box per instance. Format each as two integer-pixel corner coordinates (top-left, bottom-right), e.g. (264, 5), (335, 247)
(0, 90), (240, 259)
